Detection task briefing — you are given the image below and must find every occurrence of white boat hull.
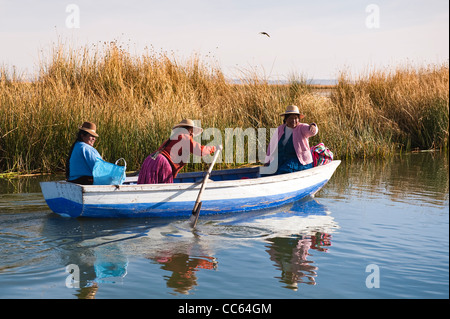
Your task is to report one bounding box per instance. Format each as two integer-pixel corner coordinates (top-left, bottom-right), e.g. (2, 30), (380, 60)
(40, 161), (340, 218)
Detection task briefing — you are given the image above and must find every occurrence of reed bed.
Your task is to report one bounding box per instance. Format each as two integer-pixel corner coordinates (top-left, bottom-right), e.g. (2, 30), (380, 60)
(1, 41), (448, 174)
(331, 64), (449, 157)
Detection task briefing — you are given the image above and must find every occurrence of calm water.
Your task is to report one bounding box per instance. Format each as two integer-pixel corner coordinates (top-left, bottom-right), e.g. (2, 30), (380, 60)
(0, 152), (448, 300)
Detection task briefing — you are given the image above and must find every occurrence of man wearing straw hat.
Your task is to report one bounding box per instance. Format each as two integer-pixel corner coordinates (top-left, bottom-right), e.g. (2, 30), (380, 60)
(265, 105), (318, 175)
(138, 119), (217, 184)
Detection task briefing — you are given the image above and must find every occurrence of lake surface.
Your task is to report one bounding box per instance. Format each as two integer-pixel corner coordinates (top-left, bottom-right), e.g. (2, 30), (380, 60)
(0, 152), (448, 300)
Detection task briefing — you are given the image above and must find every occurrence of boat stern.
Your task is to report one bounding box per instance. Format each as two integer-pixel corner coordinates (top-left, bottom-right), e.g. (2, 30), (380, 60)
(40, 181), (84, 217)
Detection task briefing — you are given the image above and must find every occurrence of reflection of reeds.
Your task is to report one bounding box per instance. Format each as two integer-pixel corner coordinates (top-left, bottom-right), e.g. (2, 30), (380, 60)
(0, 41), (448, 173)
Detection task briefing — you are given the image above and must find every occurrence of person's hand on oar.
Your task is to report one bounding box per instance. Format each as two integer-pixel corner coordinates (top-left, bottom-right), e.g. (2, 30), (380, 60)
(189, 145), (223, 228)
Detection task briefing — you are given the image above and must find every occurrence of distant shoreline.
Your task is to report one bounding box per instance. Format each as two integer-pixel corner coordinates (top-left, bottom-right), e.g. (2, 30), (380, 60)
(229, 78), (338, 87)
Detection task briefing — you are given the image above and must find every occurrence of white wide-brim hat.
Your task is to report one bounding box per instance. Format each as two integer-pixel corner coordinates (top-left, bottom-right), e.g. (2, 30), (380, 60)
(279, 105), (305, 119)
(172, 119), (203, 136)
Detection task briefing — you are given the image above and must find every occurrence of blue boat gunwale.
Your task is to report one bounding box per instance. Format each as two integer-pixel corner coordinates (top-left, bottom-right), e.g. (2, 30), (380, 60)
(174, 166), (260, 183)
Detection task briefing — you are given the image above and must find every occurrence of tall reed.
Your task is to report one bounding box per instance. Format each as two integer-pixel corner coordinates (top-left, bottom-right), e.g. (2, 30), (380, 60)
(331, 64), (449, 156)
(0, 41), (448, 174)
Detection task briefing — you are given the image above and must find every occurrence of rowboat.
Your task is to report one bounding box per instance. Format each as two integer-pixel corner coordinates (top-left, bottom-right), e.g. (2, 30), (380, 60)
(39, 160), (340, 218)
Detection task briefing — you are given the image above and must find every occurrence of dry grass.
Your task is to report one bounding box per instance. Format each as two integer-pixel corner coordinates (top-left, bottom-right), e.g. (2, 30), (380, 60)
(0, 41), (448, 173)
(331, 64), (449, 157)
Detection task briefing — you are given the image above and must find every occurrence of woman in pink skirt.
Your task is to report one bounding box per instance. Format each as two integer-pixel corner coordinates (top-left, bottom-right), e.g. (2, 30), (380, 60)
(138, 119), (216, 184)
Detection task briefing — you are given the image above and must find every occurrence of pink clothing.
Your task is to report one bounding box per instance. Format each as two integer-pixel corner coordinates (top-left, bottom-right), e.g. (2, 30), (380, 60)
(159, 133), (216, 178)
(137, 154), (174, 184)
(137, 132), (216, 184)
(265, 123), (318, 165)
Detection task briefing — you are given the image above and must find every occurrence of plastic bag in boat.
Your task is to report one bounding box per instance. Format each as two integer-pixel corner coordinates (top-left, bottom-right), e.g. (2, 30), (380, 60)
(311, 143), (333, 167)
(93, 158), (126, 185)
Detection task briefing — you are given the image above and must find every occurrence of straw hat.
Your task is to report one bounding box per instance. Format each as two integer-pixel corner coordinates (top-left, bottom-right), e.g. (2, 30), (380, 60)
(172, 119), (203, 136)
(279, 105), (305, 119)
(79, 121), (99, 137)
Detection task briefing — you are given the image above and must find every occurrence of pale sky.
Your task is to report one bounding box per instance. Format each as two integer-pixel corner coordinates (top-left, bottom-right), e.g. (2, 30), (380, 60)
(0, 0), (448, 80)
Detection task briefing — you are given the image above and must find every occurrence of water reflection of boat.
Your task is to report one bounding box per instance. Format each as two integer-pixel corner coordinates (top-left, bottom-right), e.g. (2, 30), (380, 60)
(150, 254), (218, 295)
(219, 198), (338, 290)
(41, 198), (339, 296)
(41, 216), (166, 298)
(218, 197), (339, 238)
(41, 215), (218, 297)
(39, 161), (340, 218)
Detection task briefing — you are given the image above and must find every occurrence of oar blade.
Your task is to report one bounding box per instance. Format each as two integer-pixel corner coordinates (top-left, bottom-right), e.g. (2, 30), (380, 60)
(189, 201), (202, 228)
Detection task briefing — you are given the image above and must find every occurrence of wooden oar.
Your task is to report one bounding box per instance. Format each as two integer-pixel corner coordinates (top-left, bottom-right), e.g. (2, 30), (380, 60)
(189, 145), (223, 228)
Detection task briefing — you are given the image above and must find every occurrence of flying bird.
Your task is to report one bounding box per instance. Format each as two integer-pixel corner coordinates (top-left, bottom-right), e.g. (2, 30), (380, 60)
(259, 32), (270, 38)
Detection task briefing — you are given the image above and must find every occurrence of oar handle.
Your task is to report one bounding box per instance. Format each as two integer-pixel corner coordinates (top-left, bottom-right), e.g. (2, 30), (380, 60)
(193, 145), (222, 204)
(206, 145), (223, 173)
